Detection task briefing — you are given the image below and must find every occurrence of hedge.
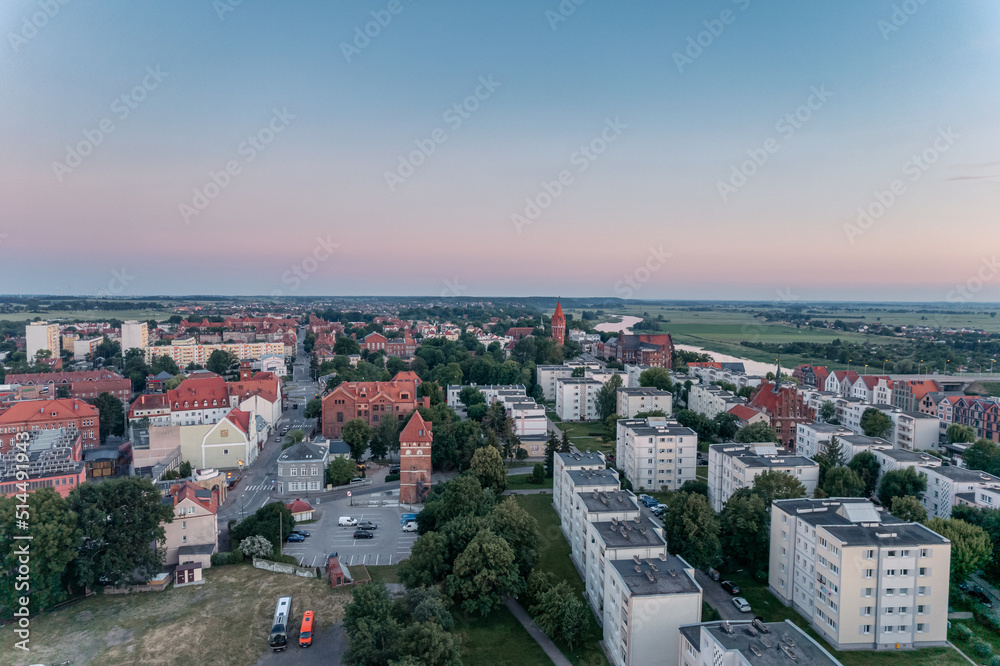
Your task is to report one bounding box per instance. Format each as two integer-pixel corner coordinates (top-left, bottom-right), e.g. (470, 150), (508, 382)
(385, 473), (400, 482)
(210, 550), (245, 566)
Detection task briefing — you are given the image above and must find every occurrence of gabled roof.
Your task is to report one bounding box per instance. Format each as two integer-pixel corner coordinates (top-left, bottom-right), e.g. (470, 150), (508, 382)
(225, 408), (251, 435)
(400, 410), (433, 443)
(0, 398), (98, 424)
(285, 498), (314, 514)
(728, 404), (762, 421)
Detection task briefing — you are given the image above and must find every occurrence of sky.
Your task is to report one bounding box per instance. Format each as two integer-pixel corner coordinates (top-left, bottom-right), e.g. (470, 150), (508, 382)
(1, 1), (999, 302)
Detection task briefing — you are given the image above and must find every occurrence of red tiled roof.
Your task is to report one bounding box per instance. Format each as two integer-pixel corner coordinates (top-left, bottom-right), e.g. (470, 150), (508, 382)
(171, 480), (218, 514)
(226, 408), (251, 435)
(285, 498), (314, 514)
(0, 398), (98, 424)
(168, 376), (230, 412)
(728, 405), (762, 421)
(400, 410), (433, 443)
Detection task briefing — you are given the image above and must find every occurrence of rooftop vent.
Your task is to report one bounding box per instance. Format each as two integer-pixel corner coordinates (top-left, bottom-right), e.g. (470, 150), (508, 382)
(749, 644), (763, 657)
(645, 571), (655, 582)
(633, 554), (641, 564)
(752, 618), (769, 634)
(747, 625), (758, 637)
(780, 645), (798, 661)
(761, 636), (772, 648)
(720, 621), (733, 635)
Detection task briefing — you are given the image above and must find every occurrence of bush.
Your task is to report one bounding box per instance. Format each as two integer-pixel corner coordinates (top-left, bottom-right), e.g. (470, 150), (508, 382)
(702, 601), (721, 622)
(529, 463), (545, 484)
(973, 640), (992, 659)
(973, 604), (1000, 633)
(210, 550), (245, 566)
(753, 570), (768, 583)
(952, 624), (973, 642)
(385, 473), (400, 482)
(989, 655), (1000, 666)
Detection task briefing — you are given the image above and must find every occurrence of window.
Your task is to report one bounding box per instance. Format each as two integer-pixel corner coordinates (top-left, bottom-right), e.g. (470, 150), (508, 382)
(919, 567), (928, 576)
(916, 623), (926, 633)
(182, 535), (187, 543)
(862, 607), (872, 616)
(861, 625), (872, 635)
(920, 548), (929, 558)
(291, 468), (297, 476)
(918, 586), (928, 596)
(917, 605), (926, 614)
(886, 569), (897, 577)
(864, 549), (875, 559)
(888, 550), (896, 557)
(864, 569), (874, 579)
(863, 588), (873, 597)
(883, 625), (893, 634)
(182, 521), (187, 529)
(223, 449), (229, 455)
(886, 588), (894, 596)
(885, 607), (894, 615)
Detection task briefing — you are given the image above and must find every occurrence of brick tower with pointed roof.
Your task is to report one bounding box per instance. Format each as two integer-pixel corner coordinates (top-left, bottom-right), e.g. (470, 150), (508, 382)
(399, 411), (433, 504)
(551, 300), (566, 345)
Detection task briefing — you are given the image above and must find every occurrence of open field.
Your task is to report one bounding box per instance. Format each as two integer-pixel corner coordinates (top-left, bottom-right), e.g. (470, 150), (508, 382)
(455, 606), (554, 666)
(0, 309), (169, 323)
(0, 564), (350, 666)
(506, 474), (553, 491)
(556, 422), (612, 456)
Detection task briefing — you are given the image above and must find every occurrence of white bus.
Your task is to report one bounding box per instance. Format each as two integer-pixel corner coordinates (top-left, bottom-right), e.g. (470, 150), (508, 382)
(268, 596), (293, 651)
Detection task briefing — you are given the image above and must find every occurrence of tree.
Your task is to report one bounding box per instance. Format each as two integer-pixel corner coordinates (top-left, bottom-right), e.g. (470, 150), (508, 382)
(530, 463), (545, 484)
(458, 386), (485, 408)
(964, 439), (1000, 477)
(206, 349), (239, 376)
(400, 621), (462, 666)
(559, 430), (571, 454)
(93, 391), (125, 443)
(327, 456), (356, 486)
(400, 532), (452, 588)
(848, 450), (881, 497)
(283, 429), (305, 448)
(229, 501), (294, 551)
(814, 437), (848, 487)
(890, 495), (928, 523)
(596, 375), (623, 421)
(407, 586), (454, 629)
(342, 418), (373, 461)
(734, 421), (778, 443)
(68, 476), (174, 588)
(819, 400), (837, 422)
(239, 534), (274, 559)
(334, 336), (361, 356)
(679, 479), (709, 496)
(371, 416), (401, 462)
(953, 506), (1000, 578)
(713, 412), (740, 440)
(877, 467), (927, 506)
(467, 403), (488, 421)
(660, 492), (721, 570)
(470, 446), (508, 494)
(489, 496), (540, 577)
(529, 581), (590, 650)
(149, 354), (180, 376)
(947, 424), (978, 445)
(418, 474), (495, 533)
(860, 407), (892, 438)
(344, 583), (402, 666)
(164, 374), (186, 390)
(304, 398), (322, 419)
(751, 470), (806, 506)
(0, 488), (82, 616)
(719, 489), (769, 571)
(925, 517), (993, 586)
(544, 431), (558, 478)
(445, 529), (523, 616)
(639, 367), (673, 392)
(822, 466), (866, 498)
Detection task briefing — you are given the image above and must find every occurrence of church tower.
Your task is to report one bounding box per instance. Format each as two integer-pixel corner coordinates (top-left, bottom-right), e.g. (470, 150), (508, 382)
(399, 411), (433, 504)
(551, 300), (566, 345)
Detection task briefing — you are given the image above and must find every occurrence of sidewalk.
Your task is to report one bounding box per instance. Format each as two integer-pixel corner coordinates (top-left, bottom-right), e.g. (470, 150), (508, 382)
(504, 597), (570, 666)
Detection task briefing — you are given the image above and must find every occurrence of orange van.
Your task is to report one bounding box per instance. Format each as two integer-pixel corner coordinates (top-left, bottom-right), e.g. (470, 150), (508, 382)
(299, 610), (314, 647)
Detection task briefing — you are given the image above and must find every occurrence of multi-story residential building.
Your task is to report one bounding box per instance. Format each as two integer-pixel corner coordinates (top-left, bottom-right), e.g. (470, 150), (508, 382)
(850, 375), (889, 403)
(537, 365), (575, 401)
(445, 384), (526, 409)
(687, 365), (763, 390)
(276, 440), (328, 494)
(142, 339), (285, 366)
(794, 364), (831, 389)
(25, 321), (60, 360)
(616, 418), (697, 492)
(769, 498), (951, 651)
(121, 320), (149, 353)
(566, 489), (640, 574)
(228, 363), (283, 429)
(6, 369), (132, 404)
(889, 410), (942, 450)
(824, 370), (859, 396)
(748, 382), (816, 446)
(837, 434), (893, 458)
(0, 428), (85, 498)
(553, 450), (609, 530)
(321, 372), (426, 439)
(956, 484), (1000, 513)
(679, 619), (842, 666)
(586, 514), (667, 616)
(586, 368), (629, 387)
(624, 364), (649, 388)
(605, 333), (674, 368)
(833, 396), (867, 433)
(795, 423), (855, 459)
(177, 407), (262, 469)
(498, 396), (547, 438)
(358, 332), (418, 358)
(707, 443), (819, 512)
(161, 480), (219, 568)
(616, 387), (672, 418)
(726, 404), (768, 428)
(72, 337), (102, 360)
(892, 380), (941, 414)
(688, 384), (743, 420)
(0, 398), (100, 452)
(604, 554), (702, 666)
(950, 396), (1000, 443)
(555, 377), (602, 421)
(871, 448), (941, 483)
(921, 465), (1000, 519)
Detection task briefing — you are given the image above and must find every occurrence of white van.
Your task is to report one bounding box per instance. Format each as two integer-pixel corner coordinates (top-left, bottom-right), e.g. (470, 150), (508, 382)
(338, 517), (358, 527)
(402, 521), (417, 532)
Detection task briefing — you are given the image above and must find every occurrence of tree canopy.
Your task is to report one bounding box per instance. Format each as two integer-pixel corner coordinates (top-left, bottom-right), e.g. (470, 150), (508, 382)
(734, 421), (778, 443)
(877, 467), (927, 506)
(860, 407), (892, 438)
(660, 492), (721, 570)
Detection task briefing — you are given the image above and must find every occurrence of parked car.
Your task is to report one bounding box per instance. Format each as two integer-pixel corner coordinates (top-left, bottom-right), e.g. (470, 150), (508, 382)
(290, 529), (310, 538)
(969, 589), (993, 608)
(402, 521), (418, 532)
(721, 581), (741, 595)
(357, 521), (378, 530)
(390, 466), (400, 475)
(732, 597), (752, 613)
(353, 529), (375, 539)
(286, 533), (305, 543)
(349, 478), (365, 485)
(706, 568), (721, 581)
(651, 505), (666, 517)
(338, 516), (358, 526)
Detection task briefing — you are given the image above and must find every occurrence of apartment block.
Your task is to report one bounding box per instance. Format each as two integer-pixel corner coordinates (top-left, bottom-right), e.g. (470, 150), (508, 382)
(566, 489), (640, 576)
(795, 423), (855, 459)
(615, 418), (697, 492)
(616, 387), (672, 418)
(837, 434), (893, 458)
(889, 411), (941, 451)
(585, 514), (667, 616)
(555, 377), (602, 421)
(121, 320), (149, 352)
(688, 384), (743, 419)
(553, 450), (608, 528)
(921, 465), (1000, 519)
(445, 383), (526, 409)
(679, 619), (842, 666)
(25, 321), (60, 360)
(707, 442), (819, 513)
(537, 365), (576, 401)
(871, 448), (941, 483)
(769, 498), (951, 650)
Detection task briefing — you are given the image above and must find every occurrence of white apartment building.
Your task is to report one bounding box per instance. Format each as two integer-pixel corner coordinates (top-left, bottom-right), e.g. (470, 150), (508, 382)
(871, 448), (941, 483)
(604, 554), (702, 666)
(498, 396), (547, 438)
(625, 364), (649, 388)
(837, 434), (893, 458)
(555, 377), (602, 421)
(616, 418), (697, 492)
(616, 387), (672, 418)
(121, 320), (149, 353)
(142, 339), (285, 366)
(769, 498), (951, 651)
(688, 384), (744, 419)
(72, 337), (102, 359)
(445, 383), (526, 409)
(567, 489), (640, 576)
(586, 368), (629, 387)
(707, 443), (819, 513)
(536, 365), (574, 401)
(26, 321), (60, 360)
(586, 514), (667, 616)
(554, 450), (609, 527)
(795, 423), (855, 459)
(687, 365), (763, 390)
(921, 465), (1000, 519)
(833, 397), (868, 434)
(889, 411), (941, 451)
(679, 619), (843, 666)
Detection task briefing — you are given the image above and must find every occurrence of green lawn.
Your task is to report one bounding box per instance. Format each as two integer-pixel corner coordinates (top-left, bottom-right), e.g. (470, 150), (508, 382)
(556, 422), (612, 455)
(506, 474), (554, 491)
(513, 494), (608, 666)
(367, 564), (401, 585)
(454, 605), (554, 666)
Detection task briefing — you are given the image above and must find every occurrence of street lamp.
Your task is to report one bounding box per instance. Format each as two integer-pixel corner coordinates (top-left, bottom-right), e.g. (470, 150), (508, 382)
(848, 359), (852, 373)
(945, 360), (950, 375)
(883, 359), (887, 374)
(864, 364), (868, 375)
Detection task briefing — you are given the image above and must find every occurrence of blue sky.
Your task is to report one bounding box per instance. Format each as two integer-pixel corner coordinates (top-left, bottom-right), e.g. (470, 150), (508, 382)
(1, 1), (998, 301)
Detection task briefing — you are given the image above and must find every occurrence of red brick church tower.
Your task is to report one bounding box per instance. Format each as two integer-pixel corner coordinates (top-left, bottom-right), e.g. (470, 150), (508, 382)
(399, 411), (433, 504)
(551, 300), (566, 345)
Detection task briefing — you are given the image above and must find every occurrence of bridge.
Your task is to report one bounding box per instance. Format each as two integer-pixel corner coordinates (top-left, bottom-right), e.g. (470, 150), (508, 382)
(886, 373), (999, 391)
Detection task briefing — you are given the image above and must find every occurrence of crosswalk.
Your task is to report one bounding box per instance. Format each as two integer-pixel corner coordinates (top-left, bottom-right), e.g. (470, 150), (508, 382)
(242, 483), (270, 492)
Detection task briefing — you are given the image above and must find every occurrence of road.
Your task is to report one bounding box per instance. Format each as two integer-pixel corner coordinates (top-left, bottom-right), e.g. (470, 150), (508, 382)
(696, 570), (747, 621)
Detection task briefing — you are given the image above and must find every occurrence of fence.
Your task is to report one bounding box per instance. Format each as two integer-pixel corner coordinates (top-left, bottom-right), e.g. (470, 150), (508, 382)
(253, 557), (320, 579)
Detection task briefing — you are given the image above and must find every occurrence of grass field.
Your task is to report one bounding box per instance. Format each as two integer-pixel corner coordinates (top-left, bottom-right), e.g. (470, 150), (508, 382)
(514, 494), (608, 666)
(0, 309), (168, 323)
(454, 605), (554, 666)
(556, 422), (612, 456)
(0, 564), (350, 666)
(506, 474), (554, 491)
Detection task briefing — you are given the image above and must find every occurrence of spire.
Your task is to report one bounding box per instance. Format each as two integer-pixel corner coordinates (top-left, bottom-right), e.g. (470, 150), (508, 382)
(774, 358), (781, 388)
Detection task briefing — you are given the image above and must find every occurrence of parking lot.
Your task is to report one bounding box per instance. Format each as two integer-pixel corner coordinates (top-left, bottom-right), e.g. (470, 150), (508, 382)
(280, 490), (418, 568)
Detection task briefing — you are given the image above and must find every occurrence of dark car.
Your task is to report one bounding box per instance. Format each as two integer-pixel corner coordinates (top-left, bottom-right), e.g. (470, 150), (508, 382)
(291, 529), (310, 538)
(353, 529), (374, 539)
(721, 581), (741, 595)
(389, 466), (400, 475)
(357, 521), (378, 530)
(286, 533), (306, 543)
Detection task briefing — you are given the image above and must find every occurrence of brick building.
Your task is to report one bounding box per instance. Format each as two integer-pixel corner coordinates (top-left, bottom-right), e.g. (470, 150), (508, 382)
(0, 399), (100, 453)
(748, 381), (816, 447)
(6, 369), (132, 403)
(606, 333), (674, 369)
(321, 371), (427, 439)
(551, 301), (566, 345)
(399, 411), (432, 504)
